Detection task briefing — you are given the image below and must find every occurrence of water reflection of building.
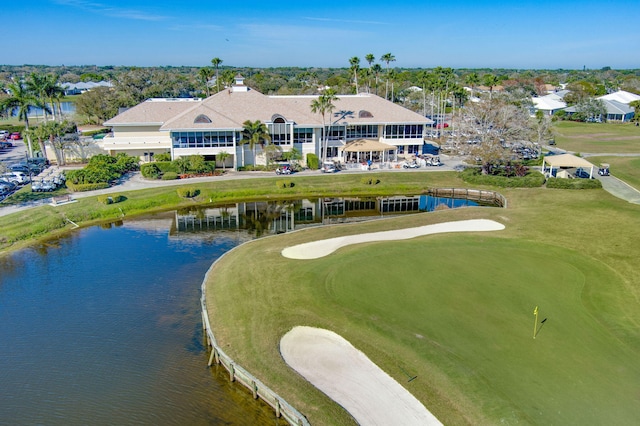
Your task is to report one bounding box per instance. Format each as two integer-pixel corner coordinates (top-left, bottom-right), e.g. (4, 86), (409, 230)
(173, 195), (482, 236)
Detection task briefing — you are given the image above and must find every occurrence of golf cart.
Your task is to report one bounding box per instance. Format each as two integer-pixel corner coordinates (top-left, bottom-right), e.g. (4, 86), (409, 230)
(321, 162), (337, 173)
(598, 163), (610, 176)
(275, 164), (293, 175)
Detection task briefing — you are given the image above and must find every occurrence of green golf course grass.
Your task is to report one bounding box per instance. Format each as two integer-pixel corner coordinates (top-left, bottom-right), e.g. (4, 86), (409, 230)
(207, 187), (640, 425)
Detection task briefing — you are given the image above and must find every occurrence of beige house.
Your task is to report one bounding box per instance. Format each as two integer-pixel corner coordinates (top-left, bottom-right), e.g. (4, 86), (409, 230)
(103, 75), (432, 168)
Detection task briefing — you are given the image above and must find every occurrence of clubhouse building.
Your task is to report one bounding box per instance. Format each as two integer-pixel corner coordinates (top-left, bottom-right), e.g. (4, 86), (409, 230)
(102, 75), (433, 168)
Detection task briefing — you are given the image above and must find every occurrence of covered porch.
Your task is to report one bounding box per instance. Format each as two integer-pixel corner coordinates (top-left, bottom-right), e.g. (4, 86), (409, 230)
(339, 139), (397, 169)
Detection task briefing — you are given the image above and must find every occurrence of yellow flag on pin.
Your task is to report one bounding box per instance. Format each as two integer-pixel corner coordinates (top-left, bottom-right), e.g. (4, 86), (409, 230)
(534, 306), (538, 315)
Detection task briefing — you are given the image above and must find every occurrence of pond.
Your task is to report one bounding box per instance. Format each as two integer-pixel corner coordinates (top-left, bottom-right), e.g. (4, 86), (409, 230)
(0, 195), (485, 424)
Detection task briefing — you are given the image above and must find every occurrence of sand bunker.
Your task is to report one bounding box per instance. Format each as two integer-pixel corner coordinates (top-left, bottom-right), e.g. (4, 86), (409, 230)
(279, 219), (505, 423)
(282, 218), (505, 259)
(281, 326), (442, 426)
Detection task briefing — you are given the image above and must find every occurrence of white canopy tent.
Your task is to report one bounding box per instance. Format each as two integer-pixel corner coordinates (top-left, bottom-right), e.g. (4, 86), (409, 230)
(340, 139), (397, 163)
(542, 153), (596, 178)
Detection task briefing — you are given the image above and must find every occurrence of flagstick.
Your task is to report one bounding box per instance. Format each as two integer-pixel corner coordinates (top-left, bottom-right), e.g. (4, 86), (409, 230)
(533, 306), (539, 339)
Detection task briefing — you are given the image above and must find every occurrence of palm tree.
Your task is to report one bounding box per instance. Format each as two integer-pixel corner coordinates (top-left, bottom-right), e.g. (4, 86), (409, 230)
(43, 74), (65, 122)
(26, 73), (49, 121)
(25, 124), (50, 159)
(380, 53), (396, 100)
(217, 151), (230, 170)
(310, 89), (339, 163)
(198, 67), (215, 97)
(365, 53), (375, 93)
(371, 64), (383, 96)
(465, 72), (480, 99)
(0, 81), (48, 157)
(483, 74), (500, 100)
(349, 56), (360, 94)
(240, 120), (271, 166)
(211, 57), (223, 93)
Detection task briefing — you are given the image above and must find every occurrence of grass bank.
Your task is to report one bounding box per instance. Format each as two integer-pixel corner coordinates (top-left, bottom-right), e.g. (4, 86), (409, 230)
(206, 184), (640, 425)
(1, 171), (464, 255)
(553, 121), (640, 153)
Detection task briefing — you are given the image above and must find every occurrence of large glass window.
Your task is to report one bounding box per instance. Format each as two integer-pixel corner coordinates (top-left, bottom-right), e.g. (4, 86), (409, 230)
(383, 124), (424, 139)
(346, 125), (378, 139)
(293, 128), (314, 143)
(172, 131), (237, 148)
(324, 126), (344, 141)
(268, 122), (291, 146)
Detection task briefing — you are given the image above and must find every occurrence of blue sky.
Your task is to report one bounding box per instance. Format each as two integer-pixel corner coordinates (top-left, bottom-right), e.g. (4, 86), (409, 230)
(8, 0), (640, 69)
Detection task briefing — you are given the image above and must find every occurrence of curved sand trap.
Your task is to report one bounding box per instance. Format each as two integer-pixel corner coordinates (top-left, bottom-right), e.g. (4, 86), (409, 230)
(281, 326), (442, 426)
(282, 218), (505, 259)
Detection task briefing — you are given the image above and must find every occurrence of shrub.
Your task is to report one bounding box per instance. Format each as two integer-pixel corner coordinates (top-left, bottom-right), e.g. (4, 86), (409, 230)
(97, 195), (113, 205)
(306, 153), (319, 170)
(111, 194), (126, 203)
(154, 153), (171, 162)
(361, 177), (380, 185)
(460, 167), (545, 188)
(177, 187), (199, 198)
(276, 180), (295, 189)
(546, 178), (602, 189)
(162, 172), (178, 180)
(155, 161), (179, 174)
(140, 163), (161, 179)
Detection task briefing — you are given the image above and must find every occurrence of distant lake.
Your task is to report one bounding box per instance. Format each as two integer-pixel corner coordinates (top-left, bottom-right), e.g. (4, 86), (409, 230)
(8, 101), (76, 118)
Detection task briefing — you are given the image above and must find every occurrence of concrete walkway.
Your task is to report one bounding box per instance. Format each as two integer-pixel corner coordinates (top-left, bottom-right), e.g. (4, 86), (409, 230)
(595, 174), (640, 204)
(0, 154), (464, 217)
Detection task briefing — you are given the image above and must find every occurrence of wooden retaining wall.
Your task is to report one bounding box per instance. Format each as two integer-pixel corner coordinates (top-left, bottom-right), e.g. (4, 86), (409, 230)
(428, 188), (507, 208)
(200, 254), (310, 426)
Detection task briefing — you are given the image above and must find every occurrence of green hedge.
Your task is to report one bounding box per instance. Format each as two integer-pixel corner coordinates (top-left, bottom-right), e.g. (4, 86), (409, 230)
(66, 182), (110, 192)
(307, 153), (319, 170)
(151, 160), (217, 175)
(546, 178), (602, 189)
(162, 172), (178, 180)
(460, 168), (546, 188)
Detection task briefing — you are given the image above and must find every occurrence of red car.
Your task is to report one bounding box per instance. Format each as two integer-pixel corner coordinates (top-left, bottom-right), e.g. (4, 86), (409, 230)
(10, 132), (21, 140)
(435, 123), (449, 129)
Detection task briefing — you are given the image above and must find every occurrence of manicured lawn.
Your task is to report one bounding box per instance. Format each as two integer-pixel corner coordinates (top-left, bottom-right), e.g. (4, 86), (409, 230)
(553, 121), (640, 154)
(207, 186), (640, 425)
(0, 171), (462, 252)
(587, 155), (640, 191)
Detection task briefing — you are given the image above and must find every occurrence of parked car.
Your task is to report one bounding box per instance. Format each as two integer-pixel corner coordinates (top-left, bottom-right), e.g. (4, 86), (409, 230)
(2, 171), (30, 184)
(0, 179), (18, 191)
(0, 141), (13, 149)
(10, 132), (21, 140)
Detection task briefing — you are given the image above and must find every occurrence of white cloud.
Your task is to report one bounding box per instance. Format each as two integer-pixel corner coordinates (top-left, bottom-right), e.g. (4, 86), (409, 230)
(53, 0), (168, 21)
